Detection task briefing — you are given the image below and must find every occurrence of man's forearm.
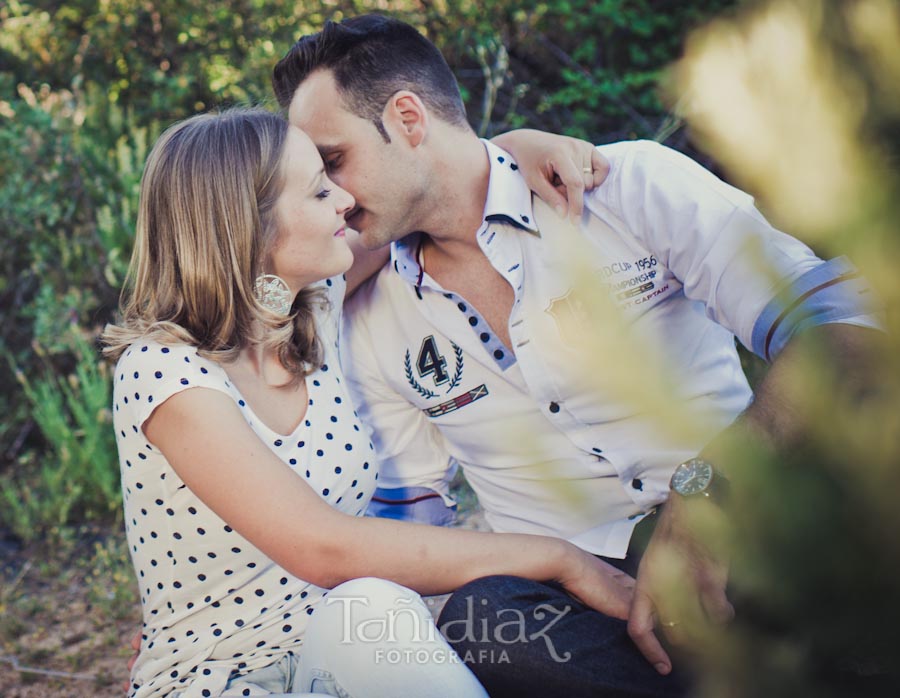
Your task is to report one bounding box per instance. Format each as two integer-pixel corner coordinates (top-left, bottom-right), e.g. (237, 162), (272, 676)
(703, 322), (884, 465)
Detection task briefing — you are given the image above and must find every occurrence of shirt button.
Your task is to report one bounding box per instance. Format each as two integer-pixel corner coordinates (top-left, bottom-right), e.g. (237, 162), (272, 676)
(549, 402), (560, 414)
(631, 478), (644, 491)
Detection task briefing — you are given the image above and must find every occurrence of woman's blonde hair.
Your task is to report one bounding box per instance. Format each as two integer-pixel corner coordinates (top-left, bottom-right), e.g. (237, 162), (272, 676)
(102, 107), (325, 376)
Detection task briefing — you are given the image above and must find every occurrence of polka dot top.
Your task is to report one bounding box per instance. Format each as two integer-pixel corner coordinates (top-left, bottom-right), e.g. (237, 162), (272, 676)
(113, 275), (378, 698)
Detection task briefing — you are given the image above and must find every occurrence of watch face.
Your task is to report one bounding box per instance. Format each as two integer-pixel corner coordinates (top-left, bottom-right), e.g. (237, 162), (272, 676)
(671, 458), (714, 496)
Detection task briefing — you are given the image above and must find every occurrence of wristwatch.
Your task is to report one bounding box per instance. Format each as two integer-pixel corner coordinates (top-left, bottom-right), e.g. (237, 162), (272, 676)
(669, 457), (729, 504)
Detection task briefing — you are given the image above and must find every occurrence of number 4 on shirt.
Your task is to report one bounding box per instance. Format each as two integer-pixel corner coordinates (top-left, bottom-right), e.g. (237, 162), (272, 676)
(417, 335), (449, 385)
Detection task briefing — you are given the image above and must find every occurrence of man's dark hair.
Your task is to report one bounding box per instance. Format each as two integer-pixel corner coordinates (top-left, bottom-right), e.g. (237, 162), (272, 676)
(273, 14), (469, 141)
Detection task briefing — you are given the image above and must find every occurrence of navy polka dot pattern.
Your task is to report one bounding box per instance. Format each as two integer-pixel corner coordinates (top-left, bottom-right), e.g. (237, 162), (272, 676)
(393, 228), (517, 372)
(448, 286), (516, 370)
(113, 275), (376, 698)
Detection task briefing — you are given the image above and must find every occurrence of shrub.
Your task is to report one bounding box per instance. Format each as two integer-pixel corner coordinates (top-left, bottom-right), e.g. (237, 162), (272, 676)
(3, 332), (118, 543)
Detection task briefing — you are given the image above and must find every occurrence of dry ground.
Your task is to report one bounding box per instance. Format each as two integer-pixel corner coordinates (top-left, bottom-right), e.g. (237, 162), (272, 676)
(1, 532), (142, 697)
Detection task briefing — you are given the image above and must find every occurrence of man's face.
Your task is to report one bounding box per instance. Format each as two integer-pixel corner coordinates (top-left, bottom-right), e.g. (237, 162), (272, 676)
(288, 70), (422, 250)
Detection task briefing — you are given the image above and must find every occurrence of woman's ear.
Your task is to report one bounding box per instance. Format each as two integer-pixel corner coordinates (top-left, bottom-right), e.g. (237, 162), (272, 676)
(383, 91), (428, 147)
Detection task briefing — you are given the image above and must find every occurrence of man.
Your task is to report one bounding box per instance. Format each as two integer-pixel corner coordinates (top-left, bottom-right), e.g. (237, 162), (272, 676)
(272, 14), (881, 698)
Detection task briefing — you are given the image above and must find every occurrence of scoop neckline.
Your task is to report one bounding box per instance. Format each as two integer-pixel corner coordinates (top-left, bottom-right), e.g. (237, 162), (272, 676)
(223, 367), (322, 440)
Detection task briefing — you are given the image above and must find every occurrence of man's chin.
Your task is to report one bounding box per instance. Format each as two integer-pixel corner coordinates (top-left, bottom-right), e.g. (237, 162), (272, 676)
(358, 231), (390, 251)
(354, 221), (393, 250)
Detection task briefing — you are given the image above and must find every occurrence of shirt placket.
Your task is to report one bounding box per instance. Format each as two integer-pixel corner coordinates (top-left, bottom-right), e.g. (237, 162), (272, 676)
(511, 206), (656, 509)
(477, 218), (527, 360)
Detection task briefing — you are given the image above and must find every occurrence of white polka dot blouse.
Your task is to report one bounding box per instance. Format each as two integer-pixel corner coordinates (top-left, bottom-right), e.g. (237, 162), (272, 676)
(113, 276), (378, 697)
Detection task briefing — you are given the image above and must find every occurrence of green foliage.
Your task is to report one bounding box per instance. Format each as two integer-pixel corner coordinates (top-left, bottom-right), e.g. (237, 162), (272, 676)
(77, 87), (154, 291)
(411, 0), (737, 141)
(2, 333), (118, 543)
(1, 0), (347, 124)
(0, 85), (134, 480)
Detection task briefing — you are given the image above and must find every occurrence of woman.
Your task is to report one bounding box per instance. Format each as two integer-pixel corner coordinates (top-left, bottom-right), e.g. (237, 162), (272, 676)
(103, 108), (631, 697)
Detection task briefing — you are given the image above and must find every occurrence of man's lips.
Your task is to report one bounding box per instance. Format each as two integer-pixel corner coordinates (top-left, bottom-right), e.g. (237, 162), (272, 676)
(346, 207), (364, 227)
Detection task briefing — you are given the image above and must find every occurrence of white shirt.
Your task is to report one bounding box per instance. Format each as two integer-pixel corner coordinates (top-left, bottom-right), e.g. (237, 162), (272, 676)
(343, 140), (874, 558)
(114, 275), (378, 698)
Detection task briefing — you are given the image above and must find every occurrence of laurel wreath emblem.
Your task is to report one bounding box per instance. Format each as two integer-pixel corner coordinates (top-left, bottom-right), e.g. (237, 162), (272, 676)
(404, 350), (438, 399)
(446, 343), (464, 393)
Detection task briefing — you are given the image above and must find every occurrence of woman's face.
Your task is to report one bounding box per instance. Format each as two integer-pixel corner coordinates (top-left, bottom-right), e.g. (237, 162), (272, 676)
(269, 126), (355, 292)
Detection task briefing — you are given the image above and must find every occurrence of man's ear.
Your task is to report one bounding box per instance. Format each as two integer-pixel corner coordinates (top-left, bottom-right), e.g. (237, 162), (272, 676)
(383, 91), (428, 147)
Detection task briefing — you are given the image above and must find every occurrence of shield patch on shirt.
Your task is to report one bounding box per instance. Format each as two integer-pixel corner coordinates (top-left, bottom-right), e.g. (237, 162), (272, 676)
(546, 289), (589, 344)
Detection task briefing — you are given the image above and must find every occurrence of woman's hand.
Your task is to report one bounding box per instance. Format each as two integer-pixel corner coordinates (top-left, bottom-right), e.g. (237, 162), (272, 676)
(491, 129), (610, 222)
(555, 542), (635, 621)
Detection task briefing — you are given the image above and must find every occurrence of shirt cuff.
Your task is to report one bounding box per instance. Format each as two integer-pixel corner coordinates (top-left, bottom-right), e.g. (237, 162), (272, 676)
(750, 256), (881, 361)
(365, 486), (458, 526)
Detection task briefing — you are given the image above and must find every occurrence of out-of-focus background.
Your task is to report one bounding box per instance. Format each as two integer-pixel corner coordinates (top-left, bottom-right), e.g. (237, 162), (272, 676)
(1, 1), (898, 696)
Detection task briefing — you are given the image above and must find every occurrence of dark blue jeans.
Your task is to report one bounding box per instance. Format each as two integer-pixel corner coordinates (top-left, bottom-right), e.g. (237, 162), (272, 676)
(437, 514), (689, 698)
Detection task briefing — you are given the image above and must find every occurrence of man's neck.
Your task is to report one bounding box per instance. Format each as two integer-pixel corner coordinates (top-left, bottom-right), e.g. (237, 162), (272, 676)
(414, 128), (490, 263)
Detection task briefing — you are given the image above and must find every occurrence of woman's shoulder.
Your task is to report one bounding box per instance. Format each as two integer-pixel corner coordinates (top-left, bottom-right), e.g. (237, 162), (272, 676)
(113, 338), (234, 429)
(114, 338), (226, 384)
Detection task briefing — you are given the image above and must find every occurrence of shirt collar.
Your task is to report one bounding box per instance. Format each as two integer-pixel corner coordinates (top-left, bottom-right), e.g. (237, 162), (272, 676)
(480, 139), (540, 234)
(390, 139), (539, 288)
(391, 233), (427, 288)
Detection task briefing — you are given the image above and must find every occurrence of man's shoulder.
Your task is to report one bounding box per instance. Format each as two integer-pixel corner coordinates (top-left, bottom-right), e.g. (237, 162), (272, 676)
(595, 139), (716, 180)
(589, 139), (752, 214)
(595, 138), (670, 165)
(346, 262), (402, 312)
(343, 260), (420, 344)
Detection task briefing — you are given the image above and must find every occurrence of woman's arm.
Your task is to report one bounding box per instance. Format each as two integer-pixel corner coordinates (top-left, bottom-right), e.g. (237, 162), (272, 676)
(145, 387), (633, 619)
(492, 129), (610, 221)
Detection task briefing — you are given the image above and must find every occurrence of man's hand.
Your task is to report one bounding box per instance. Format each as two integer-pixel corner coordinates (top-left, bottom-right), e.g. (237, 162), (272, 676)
(627, 498), (733, 675)
(122, 630), (141, 692)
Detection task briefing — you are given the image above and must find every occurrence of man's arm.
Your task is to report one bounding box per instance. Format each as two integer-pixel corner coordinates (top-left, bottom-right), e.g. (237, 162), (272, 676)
(715, 322), (883, 452)
(629, 321), (883, 674)
(586, 140), (885, 673)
